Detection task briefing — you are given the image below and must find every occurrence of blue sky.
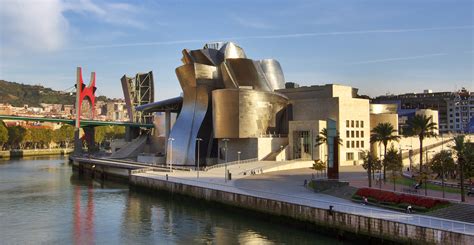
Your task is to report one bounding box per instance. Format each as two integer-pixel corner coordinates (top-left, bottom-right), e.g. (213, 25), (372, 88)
(1, 0), (473, 100)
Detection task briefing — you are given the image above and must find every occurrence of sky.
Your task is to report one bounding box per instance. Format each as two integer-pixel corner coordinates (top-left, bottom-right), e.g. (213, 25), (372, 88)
(0, 0), (473, 101)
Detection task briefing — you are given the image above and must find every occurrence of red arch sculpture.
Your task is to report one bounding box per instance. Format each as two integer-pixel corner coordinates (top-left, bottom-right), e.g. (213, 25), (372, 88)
(75, 67), (97, 126)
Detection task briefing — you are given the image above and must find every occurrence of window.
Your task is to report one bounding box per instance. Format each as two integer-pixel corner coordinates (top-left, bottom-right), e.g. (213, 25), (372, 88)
(346, 152), (354, 161)
(361, 141), (364, 148)
(351, 120), (354, 127)
(346, 130), (350, 138)
(356, 141), (360, 148)
(361, 131), (364, 138)
(346, 120), (350, 127)
(351, 131), (354, 138)
(351, 141), (355, 148)
(361, 121), (364, 128)
(346, 141), (350, 148)
(356, 131), (359, 138)
(356, 121), (359, 128)
(358, 152), (364, 160)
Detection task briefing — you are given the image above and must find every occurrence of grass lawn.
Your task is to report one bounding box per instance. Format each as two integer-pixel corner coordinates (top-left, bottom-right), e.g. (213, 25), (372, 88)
(393, 176), (461, 194)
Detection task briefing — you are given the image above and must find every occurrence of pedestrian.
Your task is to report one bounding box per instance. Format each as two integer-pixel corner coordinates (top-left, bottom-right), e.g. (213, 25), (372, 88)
(304, 179), (307, 187)
(406, 205), (412, 213)
(363, 196), (368, 205)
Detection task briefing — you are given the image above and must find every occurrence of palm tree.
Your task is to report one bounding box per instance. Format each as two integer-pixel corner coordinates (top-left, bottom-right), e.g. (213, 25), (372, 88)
(405, 115), (437, 196)
(385, 147), (403, 191)
(452, 135), (467, 202)
(370, 122), (401, 181)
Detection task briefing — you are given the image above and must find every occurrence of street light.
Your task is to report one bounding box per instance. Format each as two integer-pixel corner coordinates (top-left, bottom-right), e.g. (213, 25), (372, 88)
(222, 138), (229, 182)
(196, 138), (203, 179)
(168, 137), (175, 172)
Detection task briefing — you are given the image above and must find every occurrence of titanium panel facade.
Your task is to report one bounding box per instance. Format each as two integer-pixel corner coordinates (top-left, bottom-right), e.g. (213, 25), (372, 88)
(166, 41), (289, 166)
(212, 89), (288, 138)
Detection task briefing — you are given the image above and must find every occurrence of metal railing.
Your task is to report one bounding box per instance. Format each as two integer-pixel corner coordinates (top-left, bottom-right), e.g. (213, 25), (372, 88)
(145, 173), (474, 235)
(204, 158), (259, 171)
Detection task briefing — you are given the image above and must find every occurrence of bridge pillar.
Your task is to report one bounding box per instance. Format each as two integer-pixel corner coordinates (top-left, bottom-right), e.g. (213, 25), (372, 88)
(125, 126), (140, 142)
(83, 126), (96, 152)
(73, 128), (83, 156)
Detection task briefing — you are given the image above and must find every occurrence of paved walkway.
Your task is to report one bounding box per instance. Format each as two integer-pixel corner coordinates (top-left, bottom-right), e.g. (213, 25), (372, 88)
(134, 167), (474, 235)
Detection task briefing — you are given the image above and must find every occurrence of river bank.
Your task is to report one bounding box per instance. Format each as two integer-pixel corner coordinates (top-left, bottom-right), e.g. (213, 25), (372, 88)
(73, 157), (474, 244)
(0, 148), (73, 159)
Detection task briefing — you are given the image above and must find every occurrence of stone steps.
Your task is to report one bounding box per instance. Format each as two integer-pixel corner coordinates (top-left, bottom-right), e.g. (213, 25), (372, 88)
(426, 203), (474, 223)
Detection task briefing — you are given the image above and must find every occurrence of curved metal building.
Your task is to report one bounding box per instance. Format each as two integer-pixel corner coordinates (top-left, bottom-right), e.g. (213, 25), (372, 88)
(166, 42), (289, 166)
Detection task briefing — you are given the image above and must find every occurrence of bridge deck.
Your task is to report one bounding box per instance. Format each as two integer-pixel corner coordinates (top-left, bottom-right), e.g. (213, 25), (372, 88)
(0, 115), (154, 128)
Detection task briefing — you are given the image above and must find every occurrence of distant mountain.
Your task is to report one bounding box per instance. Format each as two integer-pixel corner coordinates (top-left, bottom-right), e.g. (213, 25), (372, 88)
(0, 80), (109, 107)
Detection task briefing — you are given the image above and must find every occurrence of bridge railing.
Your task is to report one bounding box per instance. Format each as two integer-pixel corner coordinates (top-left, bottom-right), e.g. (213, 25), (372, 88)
(204, 158), (259, 171)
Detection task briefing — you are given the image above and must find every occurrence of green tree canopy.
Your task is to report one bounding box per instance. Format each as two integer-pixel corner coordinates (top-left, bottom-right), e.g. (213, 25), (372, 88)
(430, 150), (455, 179)
(0, 121), (8, 147)
(370, 122), (400, 181)
(404, 115), (437, 173)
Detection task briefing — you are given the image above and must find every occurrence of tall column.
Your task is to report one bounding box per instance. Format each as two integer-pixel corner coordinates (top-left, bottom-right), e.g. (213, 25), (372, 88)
(165, 110), (171, 139)
(164, 110), (171, 151)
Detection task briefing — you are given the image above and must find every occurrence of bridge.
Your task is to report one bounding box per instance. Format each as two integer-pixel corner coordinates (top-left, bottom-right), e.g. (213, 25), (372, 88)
(0, 115), (154, 128)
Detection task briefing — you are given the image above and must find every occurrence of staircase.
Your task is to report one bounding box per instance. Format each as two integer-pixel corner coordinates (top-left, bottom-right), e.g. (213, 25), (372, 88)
(109, 135), (147, 159)
(426, 203), (474, 223)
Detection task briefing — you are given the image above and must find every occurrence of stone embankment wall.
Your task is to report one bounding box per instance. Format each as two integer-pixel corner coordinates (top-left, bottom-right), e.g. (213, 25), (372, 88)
(131, 175), (473, 244)
(0, 148), (73, 158)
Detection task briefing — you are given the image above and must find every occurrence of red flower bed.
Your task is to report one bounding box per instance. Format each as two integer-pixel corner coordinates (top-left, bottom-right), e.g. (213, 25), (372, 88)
(355, 188), (449, 209)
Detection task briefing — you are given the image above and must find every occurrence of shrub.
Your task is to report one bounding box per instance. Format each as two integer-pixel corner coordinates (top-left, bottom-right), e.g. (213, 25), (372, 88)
(354, 188), (449, 210)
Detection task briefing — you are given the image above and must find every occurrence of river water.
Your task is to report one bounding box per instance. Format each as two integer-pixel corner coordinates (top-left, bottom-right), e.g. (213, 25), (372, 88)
(0, 156), (347, 244)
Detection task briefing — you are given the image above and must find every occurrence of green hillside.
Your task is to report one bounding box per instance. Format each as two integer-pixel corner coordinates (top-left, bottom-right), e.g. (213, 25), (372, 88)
(0, 80), (108, 107)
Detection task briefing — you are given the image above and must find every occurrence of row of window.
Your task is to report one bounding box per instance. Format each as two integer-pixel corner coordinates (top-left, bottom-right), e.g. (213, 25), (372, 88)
(346, 140), (365, 149)
(346, 152), (366, 161)
(345, 120), (364, 128)
(346, 130), (364, 138)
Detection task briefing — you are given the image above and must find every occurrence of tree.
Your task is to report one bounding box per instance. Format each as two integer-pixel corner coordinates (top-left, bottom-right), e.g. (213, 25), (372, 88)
(7, 126), (26, 149)
(95, 126), (107, 145)
(53, 124), (74, 148)
(360, 150), (381, 188)
(385, 147), (403, 191)
(370, 122), (400, 181)
(404, 115), (437, 195)
(0, 121), (8, 150)
(312, 159), (326, 177)
(464, 143), (474, 181)
(430, 150), (455, 179)
(452, 135), (469, 202)
(430, 150), (455, 198)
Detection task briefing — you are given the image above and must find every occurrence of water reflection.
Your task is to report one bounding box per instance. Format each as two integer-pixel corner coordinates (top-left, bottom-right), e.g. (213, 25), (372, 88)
(0, 156), (348, 244)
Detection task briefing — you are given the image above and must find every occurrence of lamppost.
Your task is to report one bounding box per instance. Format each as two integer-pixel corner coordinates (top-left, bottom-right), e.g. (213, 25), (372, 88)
(222, 138), (229, 182)
(168, 137), (175, 172)
(196, 138), (203, 179)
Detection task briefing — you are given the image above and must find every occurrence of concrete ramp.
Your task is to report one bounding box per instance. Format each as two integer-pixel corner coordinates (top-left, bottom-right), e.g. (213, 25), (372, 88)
(110, 135), (147, 159)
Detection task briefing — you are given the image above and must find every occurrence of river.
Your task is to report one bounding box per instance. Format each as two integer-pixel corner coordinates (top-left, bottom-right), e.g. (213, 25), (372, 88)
(0, 156), (348, 244)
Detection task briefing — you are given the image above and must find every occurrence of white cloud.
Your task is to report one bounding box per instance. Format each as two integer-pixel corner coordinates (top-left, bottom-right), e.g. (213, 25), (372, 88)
(63, 0), (146, 29)
(0, 0), (145, 54)
(0, 0), (68, 52)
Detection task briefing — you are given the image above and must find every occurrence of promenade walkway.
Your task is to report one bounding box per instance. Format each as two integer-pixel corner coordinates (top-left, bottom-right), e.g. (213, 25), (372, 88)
(133, 166), (474, 235)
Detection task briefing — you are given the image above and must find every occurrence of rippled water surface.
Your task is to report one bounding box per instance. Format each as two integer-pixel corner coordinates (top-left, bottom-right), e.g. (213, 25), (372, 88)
(0, 156), (348, 244)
